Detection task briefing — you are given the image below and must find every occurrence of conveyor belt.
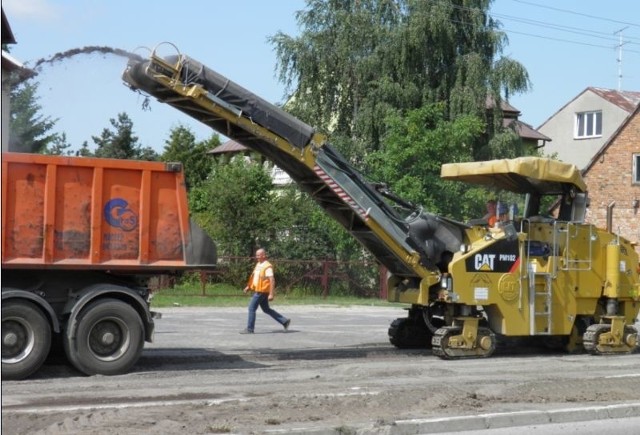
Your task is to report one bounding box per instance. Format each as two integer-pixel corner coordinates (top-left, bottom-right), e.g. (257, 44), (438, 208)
(123, 52), (465, 277)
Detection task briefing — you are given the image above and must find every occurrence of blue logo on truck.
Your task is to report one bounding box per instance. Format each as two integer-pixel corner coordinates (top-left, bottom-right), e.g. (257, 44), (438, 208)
(104, 198), (138, 232)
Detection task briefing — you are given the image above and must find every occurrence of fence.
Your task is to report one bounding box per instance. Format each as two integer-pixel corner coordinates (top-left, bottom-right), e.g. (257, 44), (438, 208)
(152, 256), (386, 299)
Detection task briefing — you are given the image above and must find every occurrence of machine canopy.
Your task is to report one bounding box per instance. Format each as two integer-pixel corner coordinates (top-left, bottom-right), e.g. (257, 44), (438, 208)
(440, 157), (586, 195)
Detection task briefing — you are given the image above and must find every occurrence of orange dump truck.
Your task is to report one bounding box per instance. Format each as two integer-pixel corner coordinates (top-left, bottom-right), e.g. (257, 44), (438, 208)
(1, 152), (216, 379)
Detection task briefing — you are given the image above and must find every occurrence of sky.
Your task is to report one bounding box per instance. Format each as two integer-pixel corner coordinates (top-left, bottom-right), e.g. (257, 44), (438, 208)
(3, 0), (640, 155)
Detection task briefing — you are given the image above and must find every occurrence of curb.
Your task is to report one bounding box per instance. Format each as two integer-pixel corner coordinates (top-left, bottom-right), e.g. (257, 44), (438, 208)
(265, 402), (640, 435)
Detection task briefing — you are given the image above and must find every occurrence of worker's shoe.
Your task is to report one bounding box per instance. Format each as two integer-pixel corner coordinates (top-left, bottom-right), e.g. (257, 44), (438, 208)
(239, 329), (254, 334)
(283, 319), (291, 331)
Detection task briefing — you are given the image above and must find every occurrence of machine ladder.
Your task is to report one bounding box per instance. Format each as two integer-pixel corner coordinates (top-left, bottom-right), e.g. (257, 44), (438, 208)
(529, 272), (552, 335)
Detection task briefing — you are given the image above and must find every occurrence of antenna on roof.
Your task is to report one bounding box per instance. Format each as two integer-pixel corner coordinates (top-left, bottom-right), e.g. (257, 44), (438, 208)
(614, 27), (628, 91)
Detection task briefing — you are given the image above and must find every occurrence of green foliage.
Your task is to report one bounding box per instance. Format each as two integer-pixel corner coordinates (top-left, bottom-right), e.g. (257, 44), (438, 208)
(76, 141), (93, 157)
(191, 155), (366, 264)
(161, 125), (219, 190)
(188, 186), (211, 214)
(9, 81), (57, 153)
(200, 158), (273, 257)
(367, 103), (487, 220)
(43, 132), (73, 156)
(267, 188), (361, 261)
(271, 0), (530, 156)
(483, 127), (524, 160)
(308, 208), (366, 261)
(91, 113), (158, 160)
(188, 0), (536, 267)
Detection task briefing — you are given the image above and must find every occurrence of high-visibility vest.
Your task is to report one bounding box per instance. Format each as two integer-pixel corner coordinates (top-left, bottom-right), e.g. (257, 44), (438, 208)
(248, 261), (273, 293)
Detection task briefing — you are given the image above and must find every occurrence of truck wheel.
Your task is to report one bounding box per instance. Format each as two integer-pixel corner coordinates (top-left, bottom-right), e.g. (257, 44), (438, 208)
(65, 298), (144, 376)
(2, 300), (52, 380)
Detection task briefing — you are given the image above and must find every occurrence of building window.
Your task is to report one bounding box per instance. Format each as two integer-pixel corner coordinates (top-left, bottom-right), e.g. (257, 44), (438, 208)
(575, 111), (602, 138)
(634, 154), (640, 185)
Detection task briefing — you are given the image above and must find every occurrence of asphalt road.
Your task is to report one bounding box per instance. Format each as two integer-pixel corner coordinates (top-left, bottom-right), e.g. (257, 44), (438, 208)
(2, 305), (639, 435)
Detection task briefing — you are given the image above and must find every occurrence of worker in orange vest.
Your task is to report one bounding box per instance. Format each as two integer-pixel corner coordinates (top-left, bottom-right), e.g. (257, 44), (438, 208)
(483, 199), (498, 227)
(240, 248), (291, 334)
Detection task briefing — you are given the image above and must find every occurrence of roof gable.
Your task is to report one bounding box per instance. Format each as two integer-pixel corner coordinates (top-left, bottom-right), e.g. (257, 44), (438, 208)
(208, 139), (248, 154)
(538, 87), (640, 129)
(504, 119), (551, 141)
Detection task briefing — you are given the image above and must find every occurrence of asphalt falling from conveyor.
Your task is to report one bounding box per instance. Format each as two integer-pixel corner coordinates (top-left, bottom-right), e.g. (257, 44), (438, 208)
(30, 46), (143, 71)
(24, 46), (152, 110)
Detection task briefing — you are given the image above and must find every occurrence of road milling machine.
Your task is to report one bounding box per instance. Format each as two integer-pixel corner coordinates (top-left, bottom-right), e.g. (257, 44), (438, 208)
(122, 45), (640, 358)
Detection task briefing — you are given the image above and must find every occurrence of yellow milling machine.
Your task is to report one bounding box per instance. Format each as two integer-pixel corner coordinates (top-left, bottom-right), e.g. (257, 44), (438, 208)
(122, 45), (640, 359)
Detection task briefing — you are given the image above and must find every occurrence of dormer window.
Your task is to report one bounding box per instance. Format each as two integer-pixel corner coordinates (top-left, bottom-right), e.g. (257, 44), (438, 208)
(575, 111), (602, 138)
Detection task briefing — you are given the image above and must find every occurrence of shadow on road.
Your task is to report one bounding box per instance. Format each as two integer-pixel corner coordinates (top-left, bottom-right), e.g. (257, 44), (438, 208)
(27, 338), (591, 381)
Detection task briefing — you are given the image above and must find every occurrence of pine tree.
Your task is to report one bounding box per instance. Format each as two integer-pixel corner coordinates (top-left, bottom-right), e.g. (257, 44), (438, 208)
(161, 125), (219, 190)
(9, 81), (57, 153)
(44, 132), (73, 156)
(92, 113), (158, 160)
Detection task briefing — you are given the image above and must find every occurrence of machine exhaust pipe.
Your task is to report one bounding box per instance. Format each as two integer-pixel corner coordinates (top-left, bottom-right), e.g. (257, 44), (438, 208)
(606, 201), (615, 233)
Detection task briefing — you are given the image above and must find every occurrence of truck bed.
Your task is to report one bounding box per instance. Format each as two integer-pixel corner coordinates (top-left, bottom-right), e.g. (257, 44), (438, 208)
(1, 152), (215, 271)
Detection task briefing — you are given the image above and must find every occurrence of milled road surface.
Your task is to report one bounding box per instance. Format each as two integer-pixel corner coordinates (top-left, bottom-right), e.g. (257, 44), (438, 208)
(2, 306), (639, 434)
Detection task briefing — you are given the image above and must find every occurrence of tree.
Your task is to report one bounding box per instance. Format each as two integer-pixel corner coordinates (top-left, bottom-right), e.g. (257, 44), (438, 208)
(267, 187), (362, 261)
(199, 158), (274, 257)
(161, 125), (219, 190)
(92, 112), (158, 160)
(270, 0), (530, 161)
(9, 81), (57, 153)
(44, 132), (73, 156)
(367, 103), (487, 220)
(76, 141), (92, 157)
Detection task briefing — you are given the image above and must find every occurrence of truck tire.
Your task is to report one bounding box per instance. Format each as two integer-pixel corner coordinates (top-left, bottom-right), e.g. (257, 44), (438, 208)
(2, 300), (52, 380)
(65, 298), (144, 376)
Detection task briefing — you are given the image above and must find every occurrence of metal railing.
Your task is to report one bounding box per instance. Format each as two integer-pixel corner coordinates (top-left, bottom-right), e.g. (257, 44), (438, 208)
(152, 256), (382, 298)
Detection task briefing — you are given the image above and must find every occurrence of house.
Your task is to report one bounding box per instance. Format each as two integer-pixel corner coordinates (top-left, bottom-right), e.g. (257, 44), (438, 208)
(493, 98), (551, 150)
(538, 87), (640, 169)
(537, 88), (640, 253)
(582, 105), (640, 253)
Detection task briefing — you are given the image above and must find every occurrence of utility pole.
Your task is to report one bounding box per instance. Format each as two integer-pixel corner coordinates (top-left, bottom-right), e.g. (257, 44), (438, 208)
(614, 27), (628, 91)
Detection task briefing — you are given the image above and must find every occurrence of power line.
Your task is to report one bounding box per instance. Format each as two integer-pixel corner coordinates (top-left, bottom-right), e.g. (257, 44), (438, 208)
(512, 0), (640, 28)
(495, 2), (640, 89)
(450, 1), (640, 56)
(503, 27), (640, 55)
(443, 15), (640, 56)
(492, 12), (640, 45)
(429, 0), (640, 51)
